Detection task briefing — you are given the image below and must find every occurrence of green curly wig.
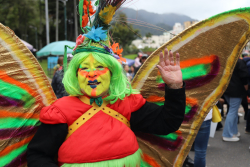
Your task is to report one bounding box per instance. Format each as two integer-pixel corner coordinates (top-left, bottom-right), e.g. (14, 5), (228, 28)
(62, 52), (139, 104)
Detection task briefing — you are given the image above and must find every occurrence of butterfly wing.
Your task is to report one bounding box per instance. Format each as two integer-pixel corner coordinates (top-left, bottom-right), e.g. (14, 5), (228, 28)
(132, 8), (250, 167)
(0, 23), (57, 167)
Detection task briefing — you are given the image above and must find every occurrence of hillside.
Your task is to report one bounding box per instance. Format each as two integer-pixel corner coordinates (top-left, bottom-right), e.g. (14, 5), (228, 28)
(117, 8), (196, 36)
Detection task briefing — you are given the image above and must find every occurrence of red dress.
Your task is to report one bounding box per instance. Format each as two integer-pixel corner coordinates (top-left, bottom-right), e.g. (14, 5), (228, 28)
(40, 94), (146, 164)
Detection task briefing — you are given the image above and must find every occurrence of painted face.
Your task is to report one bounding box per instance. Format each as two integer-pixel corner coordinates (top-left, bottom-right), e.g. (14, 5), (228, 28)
(78, 55), (111, 97)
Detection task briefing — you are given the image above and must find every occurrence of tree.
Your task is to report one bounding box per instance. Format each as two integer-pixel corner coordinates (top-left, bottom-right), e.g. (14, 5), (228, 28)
(145, 32), (152, 39)
(0, 0), (80, 49)
(109, 13), (140, 48)
(0, 0), (41, 43)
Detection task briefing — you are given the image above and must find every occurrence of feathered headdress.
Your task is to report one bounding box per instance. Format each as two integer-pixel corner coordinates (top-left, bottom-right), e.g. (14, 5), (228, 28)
(64, 0), (127, 71)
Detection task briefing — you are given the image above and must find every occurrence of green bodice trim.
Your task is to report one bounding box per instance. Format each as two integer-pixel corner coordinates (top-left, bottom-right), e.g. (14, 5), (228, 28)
(61, 149), (142, 167)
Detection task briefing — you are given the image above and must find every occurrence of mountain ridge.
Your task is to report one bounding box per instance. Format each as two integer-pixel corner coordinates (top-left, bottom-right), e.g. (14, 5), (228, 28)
(117, 8), (196, 36)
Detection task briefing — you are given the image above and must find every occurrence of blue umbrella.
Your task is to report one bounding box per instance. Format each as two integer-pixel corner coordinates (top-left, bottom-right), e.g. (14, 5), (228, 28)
(125, 58), (135, 66)
(36, 40), (75, 57)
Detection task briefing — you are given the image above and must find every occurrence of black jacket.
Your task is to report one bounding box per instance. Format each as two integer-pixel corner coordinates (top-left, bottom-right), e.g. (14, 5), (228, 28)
(224, 59), (248, 97)
(51, 70), (68, 99)
(27, 83), (186, 167)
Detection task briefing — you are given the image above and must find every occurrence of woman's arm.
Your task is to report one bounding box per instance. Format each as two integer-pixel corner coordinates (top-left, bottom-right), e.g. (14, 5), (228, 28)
(130, 48), (185, 135)
(27, 123), (68, 167)
(130, 83), (185, 135)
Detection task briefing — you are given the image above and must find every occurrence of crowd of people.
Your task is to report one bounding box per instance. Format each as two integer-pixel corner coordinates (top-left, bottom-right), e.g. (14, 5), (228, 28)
(122, 52), (148, 82)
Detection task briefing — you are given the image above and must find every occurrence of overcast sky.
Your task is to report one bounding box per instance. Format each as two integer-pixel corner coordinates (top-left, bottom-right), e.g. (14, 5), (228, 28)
(122, 0), (249, 20)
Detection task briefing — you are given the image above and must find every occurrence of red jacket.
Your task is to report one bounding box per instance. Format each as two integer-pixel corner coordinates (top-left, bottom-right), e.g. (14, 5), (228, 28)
(40, 95), (146, 164)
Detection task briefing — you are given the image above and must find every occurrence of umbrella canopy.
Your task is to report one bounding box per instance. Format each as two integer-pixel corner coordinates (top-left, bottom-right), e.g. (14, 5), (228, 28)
(20, 39), (36, 52)
(125, 58), (135, 66)
(36, 40), (75, 57)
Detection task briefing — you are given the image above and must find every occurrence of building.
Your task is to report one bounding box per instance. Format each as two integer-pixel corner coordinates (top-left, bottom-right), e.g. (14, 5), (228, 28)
(184, 21), (199, 29)
(131, 22), (186, 49)
(132, 32), (173, 49)
(172, 23), (184, 35)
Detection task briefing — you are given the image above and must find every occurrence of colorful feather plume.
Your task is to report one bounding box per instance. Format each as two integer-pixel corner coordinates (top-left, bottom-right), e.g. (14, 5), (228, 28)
(93, 0), (126, 29)
(111, 42), (126, 63)
(99, 5), (117, 24)
(80, 0), (96, 28)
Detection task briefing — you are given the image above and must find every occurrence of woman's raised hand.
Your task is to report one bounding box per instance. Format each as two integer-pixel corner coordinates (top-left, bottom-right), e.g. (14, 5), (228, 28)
(157, 48), (183, 89)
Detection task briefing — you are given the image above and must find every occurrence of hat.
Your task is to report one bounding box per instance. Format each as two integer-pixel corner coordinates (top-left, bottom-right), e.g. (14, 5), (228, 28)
(67, 53), (73, 61)
(67, 53), (73, 58)
(63, 0), (127, 72)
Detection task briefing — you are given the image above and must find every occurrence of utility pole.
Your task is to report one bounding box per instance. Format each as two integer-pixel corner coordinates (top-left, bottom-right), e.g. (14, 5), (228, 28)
(74, 0), (78, 40)
(64, 1), (67, 40)
(34, 27), (38, 50)
(56, 0), (59, 41)
(45, 0), (50, 44)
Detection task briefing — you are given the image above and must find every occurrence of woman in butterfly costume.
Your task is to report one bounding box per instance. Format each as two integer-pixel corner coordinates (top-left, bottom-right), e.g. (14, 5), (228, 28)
(2, 1), (250, 167)
(26, 0), (185, 166)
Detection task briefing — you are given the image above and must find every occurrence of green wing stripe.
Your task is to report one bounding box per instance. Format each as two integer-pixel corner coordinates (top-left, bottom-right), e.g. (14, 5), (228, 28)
(156, 133), (178, 141)
(140, 160), (152, 167)
(185, 105), (192, 114)
(181, 64), (210, 80)
(0, 79), (35, 107)
(157, 64), (210, 83)
(0, 118), (40, 129)
(153, 102), (164, 106)
(0, 144), (28, 166)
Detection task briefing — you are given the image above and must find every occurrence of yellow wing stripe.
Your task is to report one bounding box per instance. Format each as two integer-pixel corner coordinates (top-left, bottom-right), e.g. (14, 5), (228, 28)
(0, 24), (56, 106)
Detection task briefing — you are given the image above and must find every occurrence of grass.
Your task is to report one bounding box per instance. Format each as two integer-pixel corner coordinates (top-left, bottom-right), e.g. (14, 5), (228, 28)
(38, 58), (49, 76)
(124, 54), (137, 59)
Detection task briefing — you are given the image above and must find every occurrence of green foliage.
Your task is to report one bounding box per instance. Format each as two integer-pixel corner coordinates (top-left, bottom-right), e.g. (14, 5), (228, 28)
(124, 54), (137, 59)
(110, 13), (140, 48)
(141, 46), (156, 52)
(122, 44), (139, 55)
(0, 0), (80, 50)
(145, 32), (152, 38)
(0, 0), (41, 40)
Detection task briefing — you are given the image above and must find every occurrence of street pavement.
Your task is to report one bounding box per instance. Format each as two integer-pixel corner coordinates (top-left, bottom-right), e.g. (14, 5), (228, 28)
(189, 107), (250, 167)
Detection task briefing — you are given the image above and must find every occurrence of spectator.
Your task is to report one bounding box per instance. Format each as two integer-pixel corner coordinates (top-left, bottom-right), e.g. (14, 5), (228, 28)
(216, 98), (224, 131)
(242, 52), (249, 58)
(243, 56), (250, 134)
(130, 65), (135, 79)
(222, 59), (248, 142)
(183, 108), (213, 167)
(51, 55), (73, 98)
(134, 52), (142, 68)
(53, 56), (64, 76)
(123, 64), (132, 82)
(193, 108), (212, 167)
(134, 54), (148, 75)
